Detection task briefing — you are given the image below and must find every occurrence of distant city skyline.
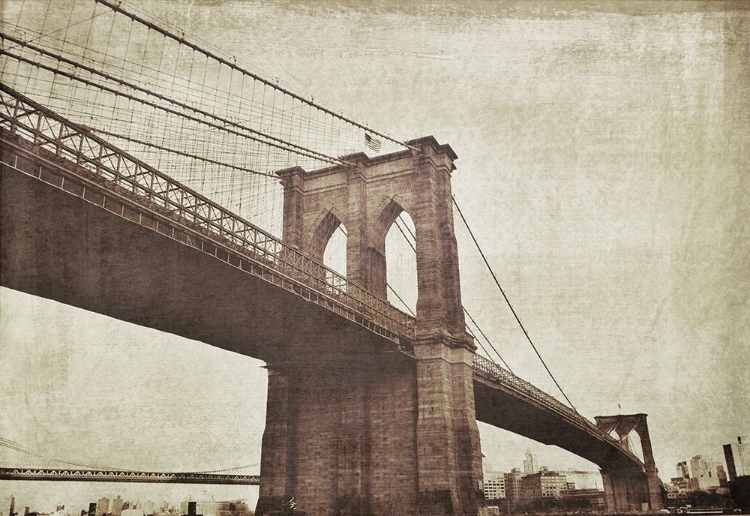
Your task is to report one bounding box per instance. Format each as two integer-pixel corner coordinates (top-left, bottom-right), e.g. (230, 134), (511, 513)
(1, 490), (254, 516)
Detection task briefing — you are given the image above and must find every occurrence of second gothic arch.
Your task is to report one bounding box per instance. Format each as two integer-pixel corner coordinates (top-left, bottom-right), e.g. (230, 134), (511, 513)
(308, 209), (346, 262)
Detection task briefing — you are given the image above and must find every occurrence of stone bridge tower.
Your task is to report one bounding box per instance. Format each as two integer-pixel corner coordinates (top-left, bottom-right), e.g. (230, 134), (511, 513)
(256, 136), (485, 516)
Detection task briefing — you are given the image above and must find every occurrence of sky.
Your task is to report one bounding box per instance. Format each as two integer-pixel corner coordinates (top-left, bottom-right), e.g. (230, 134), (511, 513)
(1, 0), (749, 511)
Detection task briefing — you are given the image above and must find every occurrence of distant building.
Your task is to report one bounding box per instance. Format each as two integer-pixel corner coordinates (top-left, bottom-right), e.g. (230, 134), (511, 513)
(96, 499), (109, 516)
(724, 436), (750, 480)
(667, 477), (692, 501)
(111, 496), (123, 516)
(560, 470), (602, 490)
(504, 468), (524, 503)
(689, 455), (720, 491)
(520, 470), (568, 500)
(677, 461), (690, 479)
(560, 488), (606, 507)
(484, 472), (506, 501)
(484, 506), (501, 516)
(717, 465), (729, 486)
(179, 501), (251, 516)
(523, 450), (536, 475)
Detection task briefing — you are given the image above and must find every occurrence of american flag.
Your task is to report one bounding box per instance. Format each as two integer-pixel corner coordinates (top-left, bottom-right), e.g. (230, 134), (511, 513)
(364, 133), (382, 152)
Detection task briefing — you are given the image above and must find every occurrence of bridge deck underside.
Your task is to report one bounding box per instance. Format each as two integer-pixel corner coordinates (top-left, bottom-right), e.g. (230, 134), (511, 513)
(473, 377), (638, 471)
(0, 156), (398, 365)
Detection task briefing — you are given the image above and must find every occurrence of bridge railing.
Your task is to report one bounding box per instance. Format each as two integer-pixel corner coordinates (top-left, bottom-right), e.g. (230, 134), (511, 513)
(472, 354), (618, 441)
(0, 83), (415, 341)
(0, 467), (259, 485)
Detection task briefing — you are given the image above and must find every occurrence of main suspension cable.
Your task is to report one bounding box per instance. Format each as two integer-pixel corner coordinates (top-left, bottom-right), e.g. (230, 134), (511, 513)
(0, 38), (346, 167)
(451, 194), (579, 414)
(94, 0), (417, 153)
(391, 212), (514, 370)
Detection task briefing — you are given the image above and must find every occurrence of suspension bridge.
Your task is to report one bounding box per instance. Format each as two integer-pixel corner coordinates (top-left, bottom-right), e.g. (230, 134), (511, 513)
(1, 1), (665, 514)
(0, 437), (260, 485)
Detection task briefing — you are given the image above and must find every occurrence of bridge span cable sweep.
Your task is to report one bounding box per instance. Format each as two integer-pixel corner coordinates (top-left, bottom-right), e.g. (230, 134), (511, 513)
(1, 80), (631, 462)
(451, 195), (581, 414)
(1, 0), (414, 237)
(0, 0), (646, 479)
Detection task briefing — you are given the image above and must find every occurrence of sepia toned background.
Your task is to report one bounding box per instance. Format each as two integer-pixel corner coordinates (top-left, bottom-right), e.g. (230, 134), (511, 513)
(1, 0), (748, 509)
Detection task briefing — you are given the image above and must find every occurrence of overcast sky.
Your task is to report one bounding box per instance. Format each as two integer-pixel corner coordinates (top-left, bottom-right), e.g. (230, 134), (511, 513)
(1, 0), (749, 511)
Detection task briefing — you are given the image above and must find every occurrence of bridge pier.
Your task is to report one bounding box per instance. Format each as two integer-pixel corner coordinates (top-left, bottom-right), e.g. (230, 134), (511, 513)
(257, 352), (420, 516)
(600, 469), (652, 513)
(413, 338), (484, 516)
(257, 344), (484, 516)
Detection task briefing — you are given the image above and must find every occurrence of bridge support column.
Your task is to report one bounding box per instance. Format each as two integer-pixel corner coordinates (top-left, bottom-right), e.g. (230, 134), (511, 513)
(257, 352), (422, 516)
(257, 346), (486, 516)
(413, 339), (485, 516)
(256, 370), (292, 514)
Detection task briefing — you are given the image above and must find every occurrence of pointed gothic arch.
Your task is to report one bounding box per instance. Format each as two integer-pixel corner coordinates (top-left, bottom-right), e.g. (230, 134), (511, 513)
(308, 209), (346, 263)
(374, 200), (417, 314)
(276, 137), (468, 339)
(372, 197), (405, 252)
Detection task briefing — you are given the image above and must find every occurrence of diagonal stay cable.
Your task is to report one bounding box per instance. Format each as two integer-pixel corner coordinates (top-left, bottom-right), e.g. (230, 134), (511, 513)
(452, 194), (580, 414)
(93, 128), (276, 178)
(0, 32), (346, 167)
(95, 0), (418, 152)
(464, 325), (497, 365)
(463, 306), (514, 374)
(391, 213), (514, 370)
(1, 49), (342, 167)
(387, 284), (415, 317)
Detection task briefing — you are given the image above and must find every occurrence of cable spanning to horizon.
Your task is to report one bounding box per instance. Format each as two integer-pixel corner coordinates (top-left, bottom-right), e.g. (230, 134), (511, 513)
(389, 212), (516, 373)
(0, 436), (126, 472)
(451, 195), (580, 415)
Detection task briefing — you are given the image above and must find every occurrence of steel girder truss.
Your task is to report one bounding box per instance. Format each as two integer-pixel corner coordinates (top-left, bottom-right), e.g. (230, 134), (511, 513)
(0, 83), (415, 344)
